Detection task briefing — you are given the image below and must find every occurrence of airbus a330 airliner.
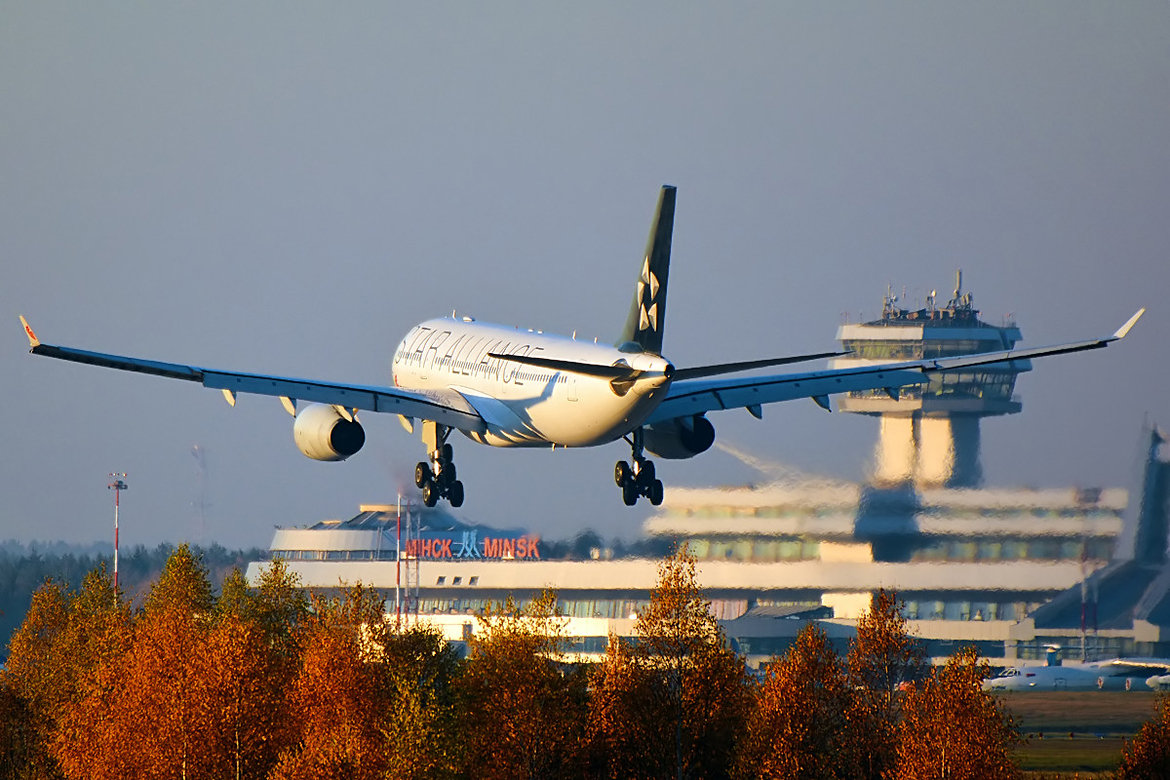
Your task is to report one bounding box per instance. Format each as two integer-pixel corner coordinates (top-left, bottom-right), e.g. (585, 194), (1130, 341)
(20, 186), (1144, 508)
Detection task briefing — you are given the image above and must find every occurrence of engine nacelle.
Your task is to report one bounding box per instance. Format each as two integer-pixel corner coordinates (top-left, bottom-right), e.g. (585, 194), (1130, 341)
(293, 403), (365, 462)
(643, 415), (715, 460)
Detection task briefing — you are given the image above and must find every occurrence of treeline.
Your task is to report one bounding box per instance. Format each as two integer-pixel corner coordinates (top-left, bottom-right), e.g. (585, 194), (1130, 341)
(0, 531), (667, 656)
(2, 548), (1169, 779)
(0, 543), (262, 658)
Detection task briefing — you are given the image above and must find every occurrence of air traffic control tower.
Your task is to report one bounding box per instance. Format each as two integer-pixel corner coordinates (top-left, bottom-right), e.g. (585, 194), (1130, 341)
(830, 272), (1029, 488)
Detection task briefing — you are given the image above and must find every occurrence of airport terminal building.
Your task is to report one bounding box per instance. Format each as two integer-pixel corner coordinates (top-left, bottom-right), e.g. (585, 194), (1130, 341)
(246, 425), (1167, 667)
(247, 281), (1168, 667)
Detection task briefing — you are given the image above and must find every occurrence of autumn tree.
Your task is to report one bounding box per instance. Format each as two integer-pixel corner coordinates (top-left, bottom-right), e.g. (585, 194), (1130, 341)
(734, 623), (857, 779)
(1116, 693), (1170, 779)
(217, 567), (258, 620)
(589, 634), (648, 776)
(376, 623), (463, 779)
(144, 543), (215, 615)
(846, 589), (925, 780)
(53, 545), (295, 780)
(1, 578), (70, 779)
(251, 558), (310, 653)
(198, 612), (291, 779)
(54, 545), (218, 779)
(273, 583), (463, 780)
(3, 565), (130, 780)
(590, 548), (752, 779)
(0, 677), (40, 780)
(893, 647), (1019, 780)
(457, 589), (587, 779)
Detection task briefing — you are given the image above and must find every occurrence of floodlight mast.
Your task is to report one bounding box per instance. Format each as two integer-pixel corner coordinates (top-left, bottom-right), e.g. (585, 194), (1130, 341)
(396, 494), (402, 630)
(107, 473), (127, 602)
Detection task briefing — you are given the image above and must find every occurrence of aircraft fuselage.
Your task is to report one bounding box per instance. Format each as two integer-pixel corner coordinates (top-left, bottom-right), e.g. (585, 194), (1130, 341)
(392, 317), (672, 448)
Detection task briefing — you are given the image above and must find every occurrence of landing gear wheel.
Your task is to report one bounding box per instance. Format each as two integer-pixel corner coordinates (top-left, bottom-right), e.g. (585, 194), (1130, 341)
(649, 478), (664, 506)
(622, 480), (639, 506)
(422, 482), (439, 507)
(636, 459), (656, 486)
(441, 443), (454, 462)
(415, 462), (431, 488)
(615, 461), (631, 487)
(439, 461), (456, 485)
(448, 480), (465, 508)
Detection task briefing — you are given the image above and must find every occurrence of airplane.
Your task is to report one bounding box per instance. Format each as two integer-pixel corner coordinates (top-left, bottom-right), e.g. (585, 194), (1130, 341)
(19, 186), (1145, 508)
(983, 658), (1170, 692)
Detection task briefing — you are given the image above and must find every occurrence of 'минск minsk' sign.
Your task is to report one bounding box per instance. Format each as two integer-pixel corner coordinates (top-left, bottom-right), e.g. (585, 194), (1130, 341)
(399, 529), (540, 560)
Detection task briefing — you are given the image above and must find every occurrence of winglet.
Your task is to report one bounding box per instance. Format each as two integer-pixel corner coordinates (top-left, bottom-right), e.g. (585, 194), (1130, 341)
(18, 315), (40, 349)
(1113, 308), (1145, 340)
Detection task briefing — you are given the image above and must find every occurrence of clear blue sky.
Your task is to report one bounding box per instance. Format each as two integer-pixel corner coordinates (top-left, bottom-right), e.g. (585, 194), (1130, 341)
(3, 3), (1167, 549)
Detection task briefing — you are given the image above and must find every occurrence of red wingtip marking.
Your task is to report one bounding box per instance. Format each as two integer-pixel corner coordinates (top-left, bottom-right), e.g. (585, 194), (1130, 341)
(19, 316), (40, 347)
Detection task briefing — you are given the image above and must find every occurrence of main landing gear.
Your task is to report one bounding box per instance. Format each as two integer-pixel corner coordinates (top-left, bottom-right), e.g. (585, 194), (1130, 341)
(615, 428), (664, 506)
(415, 424), (464, 508)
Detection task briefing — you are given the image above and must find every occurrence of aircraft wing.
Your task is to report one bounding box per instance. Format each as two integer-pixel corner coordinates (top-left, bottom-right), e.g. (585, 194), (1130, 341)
(648, 364), (926, 422)
(648, 308), (1145, 424)
(18, 318), (487, 433)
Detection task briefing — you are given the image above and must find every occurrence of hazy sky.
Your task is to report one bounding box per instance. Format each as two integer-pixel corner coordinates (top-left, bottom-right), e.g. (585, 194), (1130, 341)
(3, 3), (1167, 549)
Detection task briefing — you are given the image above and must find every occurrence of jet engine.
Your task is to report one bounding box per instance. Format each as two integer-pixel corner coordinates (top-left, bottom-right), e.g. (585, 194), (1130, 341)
(293, 403), (365, 461)
(643, 414), (715, 460)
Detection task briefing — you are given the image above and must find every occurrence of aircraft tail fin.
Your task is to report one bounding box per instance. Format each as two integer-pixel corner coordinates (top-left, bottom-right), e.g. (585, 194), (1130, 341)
(617, 185), (676, 355)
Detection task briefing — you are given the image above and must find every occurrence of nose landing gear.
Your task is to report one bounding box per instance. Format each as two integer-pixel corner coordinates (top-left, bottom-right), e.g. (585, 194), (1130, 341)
(615, 428), (664, 506)
(415, 424), (465, 507)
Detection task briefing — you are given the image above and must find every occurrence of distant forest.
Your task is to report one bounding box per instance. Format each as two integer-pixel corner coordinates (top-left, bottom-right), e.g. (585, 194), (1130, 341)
(0, 532), (675, 658)
(0, 542), (262, 659)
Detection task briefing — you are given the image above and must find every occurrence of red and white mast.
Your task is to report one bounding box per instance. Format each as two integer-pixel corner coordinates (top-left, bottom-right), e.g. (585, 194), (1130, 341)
(107, 473), (127, 602)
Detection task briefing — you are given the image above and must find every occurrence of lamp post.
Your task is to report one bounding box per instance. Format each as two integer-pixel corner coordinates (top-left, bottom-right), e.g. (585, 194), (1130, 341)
(108, 473), (127, 601)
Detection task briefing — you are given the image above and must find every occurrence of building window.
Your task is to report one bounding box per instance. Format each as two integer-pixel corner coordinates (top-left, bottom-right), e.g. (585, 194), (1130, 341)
(452, 576), (463, 586)
(436, 576), (446, 585)
(469, 576), (479, 586)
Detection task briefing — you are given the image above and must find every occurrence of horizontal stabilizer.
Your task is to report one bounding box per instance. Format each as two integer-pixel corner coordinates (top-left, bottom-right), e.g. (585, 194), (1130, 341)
(487, 352), (644, 380)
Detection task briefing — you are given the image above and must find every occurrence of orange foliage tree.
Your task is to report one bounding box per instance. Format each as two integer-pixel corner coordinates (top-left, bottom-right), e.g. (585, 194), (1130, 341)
(0, 676), (40, 779)
(456, 589), (587, 779)
(735, 623), (857, 779)
(273, 582), (461, 780)
(3, 564), (130, 779)
(54, 546), (218, 778)
(1116, 693), (1170, 779)
(846, 589), (925, 780)
(375, 623), (463, 780)
(590, 548), (752, 779)
(271, 584), (395, 780)
(1, 577), (71, 778)
(893, 646), (1019, 779)
(199, 611), (291, 779)
(53, 546), (296, 780)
